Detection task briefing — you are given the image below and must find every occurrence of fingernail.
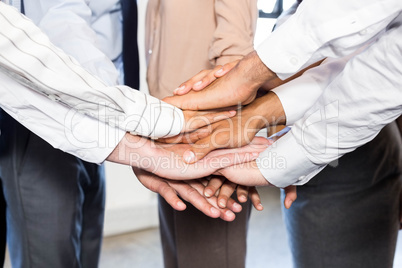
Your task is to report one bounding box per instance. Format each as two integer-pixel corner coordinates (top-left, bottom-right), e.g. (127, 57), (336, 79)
(219, 200), (226, 208)
(228, 110), (236, 116)
(211, 207), (220, 215)
(205, 189), (213, 197)
(194, 81), (202, 87)
(239, 195), (247, 202)
(225, 210), (235, 218)
(257, 203), (264, 210)
(183, 150), (196, 163)
(177, 201), (186, 210)
(216, 68), (223, 75)
(286, 200), (293, 209)
(173, 85), (185, 94)
(233, 202), (242, 210)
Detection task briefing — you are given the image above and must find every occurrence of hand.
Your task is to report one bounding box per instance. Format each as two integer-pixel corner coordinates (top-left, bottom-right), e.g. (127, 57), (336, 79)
(163, 51), (277, 111)
(218, 159), (270, 187)
(107, 134), (271, 180)
(181, 109), (236, 133)
(162, 92), (285, 163)
(218, 163), (298, 209)
(173, 60), (239, 95)
(204, 176), (264, 211)
(133, 168), (242, 221)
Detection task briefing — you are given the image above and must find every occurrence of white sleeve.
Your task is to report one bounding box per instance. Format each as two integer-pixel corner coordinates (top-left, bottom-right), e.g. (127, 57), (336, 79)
(0, 3), (184, 139)
(272, 56), (351, 125)
(24, 0), (120, 86)
(256, 0), (402, 79)
(0, 72), (125, 163)
(257, 23), (402, 187)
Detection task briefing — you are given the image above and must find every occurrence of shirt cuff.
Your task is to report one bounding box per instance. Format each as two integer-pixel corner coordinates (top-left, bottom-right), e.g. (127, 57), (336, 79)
(64, 111), (127, 163)
(256, 131), (325, 187)
(271, 74), (323, 125)
(255, 15), (319, 80)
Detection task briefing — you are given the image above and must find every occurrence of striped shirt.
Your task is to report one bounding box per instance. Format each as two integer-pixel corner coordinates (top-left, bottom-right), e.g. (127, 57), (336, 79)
(0, 2), (184, 163)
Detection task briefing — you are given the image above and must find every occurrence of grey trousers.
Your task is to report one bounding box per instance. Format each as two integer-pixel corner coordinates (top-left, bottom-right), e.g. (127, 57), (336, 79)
(282, 123), (402, 268)
(0, 113), (105, 268)
(158, 194), (252, 268)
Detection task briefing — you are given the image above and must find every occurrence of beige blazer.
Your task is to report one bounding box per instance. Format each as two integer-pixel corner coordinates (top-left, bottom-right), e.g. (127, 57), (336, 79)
(145, 0), (258, 99)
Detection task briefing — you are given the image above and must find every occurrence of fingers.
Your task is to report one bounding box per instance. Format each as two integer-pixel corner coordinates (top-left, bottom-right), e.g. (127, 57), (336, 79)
(133, 167), (187, 211)
(236, 185), (249, 203)
(186, 180), (236, 221)
(169, 180), (222, 218)
(216, 180), (238, 209)
(183, 126), (232, 163)
(156, 181), (187, 211)
(214, 60), (239, 78)
(283, 185), (297, 209)
(247, 186), (264, 211)
(182, 110), (236, 133)
(173, 66), (222, 95)
(160, 128), (211, 144)
(204, 176), (225, 197)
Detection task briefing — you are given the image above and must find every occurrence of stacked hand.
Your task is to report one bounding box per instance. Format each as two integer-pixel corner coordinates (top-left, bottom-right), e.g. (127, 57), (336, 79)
(111, 51), (305, 220)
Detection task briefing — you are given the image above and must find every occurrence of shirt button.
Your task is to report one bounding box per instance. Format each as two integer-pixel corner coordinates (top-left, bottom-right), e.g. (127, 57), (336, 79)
(290, 57), (299, 66)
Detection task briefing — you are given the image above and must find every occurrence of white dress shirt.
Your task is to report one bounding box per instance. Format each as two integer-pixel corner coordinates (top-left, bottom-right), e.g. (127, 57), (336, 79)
(0, 3), (184, 163)
(255, 0), (402, 187)
(24, 0), (124, 85)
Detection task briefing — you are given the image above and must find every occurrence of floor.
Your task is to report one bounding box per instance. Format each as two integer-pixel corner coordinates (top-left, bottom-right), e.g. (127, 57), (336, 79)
(4, 187), (402, 267)
(99, 187), (402, 268)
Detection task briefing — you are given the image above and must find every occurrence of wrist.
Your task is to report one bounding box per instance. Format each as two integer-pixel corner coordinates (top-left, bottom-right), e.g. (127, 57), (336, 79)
(246, 92), (286, 128)
(239, 51), (277, 87)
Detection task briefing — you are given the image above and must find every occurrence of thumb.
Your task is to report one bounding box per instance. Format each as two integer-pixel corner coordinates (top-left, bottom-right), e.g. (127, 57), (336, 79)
(283, 185), (297, 209)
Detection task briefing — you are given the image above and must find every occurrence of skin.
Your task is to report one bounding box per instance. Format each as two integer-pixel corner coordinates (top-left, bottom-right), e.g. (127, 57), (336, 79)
(162, 92), (286, 164)
(164, 51), (277, 111)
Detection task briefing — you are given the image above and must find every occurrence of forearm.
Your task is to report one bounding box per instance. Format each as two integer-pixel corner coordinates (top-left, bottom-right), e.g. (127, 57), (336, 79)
(0, 3), (184, 138)
(258, 24), (402, 187)
(243, 92), (286, 127)
(0, 72), (124, 164)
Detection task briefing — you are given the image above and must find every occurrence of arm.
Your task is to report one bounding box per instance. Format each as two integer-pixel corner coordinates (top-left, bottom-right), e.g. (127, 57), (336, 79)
(256, 23), (402, 187)
(165, 1), (401, 110)
(0, 4), (183, 138)
(0, 3), (234, 162)
(106, 134), (271, 180)
(256, 0), (401, 79)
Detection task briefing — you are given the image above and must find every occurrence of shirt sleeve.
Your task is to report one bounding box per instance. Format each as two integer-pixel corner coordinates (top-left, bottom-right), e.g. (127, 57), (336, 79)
(257, 23), (402, 187)
(0, 3), (184, 140)
(272, 56), (351, 125)
(24, 0), (120, 86)
(256, 0), (402, 79)
(209, 0), (258, 65)
(0, 72), (125, 163)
